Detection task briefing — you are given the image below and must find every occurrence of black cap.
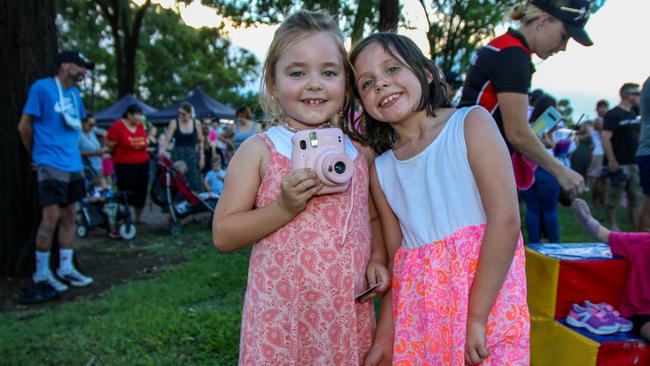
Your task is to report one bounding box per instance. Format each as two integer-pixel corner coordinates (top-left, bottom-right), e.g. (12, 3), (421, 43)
(532, 0), (593, 46)
(57, 50), (95, 70)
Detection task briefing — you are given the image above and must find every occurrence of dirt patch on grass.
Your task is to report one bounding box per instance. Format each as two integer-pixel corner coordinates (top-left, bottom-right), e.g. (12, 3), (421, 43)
(0, 206), (211, 312)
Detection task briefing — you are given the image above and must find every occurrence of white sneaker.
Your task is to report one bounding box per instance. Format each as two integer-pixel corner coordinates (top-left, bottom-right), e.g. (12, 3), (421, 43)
(33, 271), (69, 293)
(56, 267), (93, 287)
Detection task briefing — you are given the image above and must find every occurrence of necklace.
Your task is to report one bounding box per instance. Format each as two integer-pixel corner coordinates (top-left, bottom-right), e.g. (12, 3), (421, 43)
(279, 120), (331, 133)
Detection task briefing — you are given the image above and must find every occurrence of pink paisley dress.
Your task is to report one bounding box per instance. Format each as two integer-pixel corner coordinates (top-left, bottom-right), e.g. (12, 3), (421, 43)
(238, 128), (374, 366)
(374, 107), (530, 365)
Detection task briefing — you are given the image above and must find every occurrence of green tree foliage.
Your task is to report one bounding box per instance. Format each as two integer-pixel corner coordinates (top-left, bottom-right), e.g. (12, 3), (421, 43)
(57, 0), (258, 110)
(558, 98), (576, 126)
(417, 0), (519, 74)
(201, 0), (402, 45)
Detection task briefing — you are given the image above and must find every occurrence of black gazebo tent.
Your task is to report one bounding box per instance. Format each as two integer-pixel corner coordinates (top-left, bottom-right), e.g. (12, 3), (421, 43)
(94, 93), (158, 127)
(146, 88), (236, 125)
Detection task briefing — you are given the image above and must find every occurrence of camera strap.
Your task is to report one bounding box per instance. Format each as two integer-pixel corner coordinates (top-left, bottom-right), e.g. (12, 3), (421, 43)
(340, 162), (355, 247)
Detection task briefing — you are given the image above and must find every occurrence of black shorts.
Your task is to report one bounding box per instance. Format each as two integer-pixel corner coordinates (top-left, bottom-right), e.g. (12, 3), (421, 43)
(629, 313), (650, 336)
(114, 162), (149, 208)
(36, 165), (84, 206)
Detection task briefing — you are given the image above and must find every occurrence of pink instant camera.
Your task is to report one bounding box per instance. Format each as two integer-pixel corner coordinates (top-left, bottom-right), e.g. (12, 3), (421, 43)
(291, 128), (353, 195)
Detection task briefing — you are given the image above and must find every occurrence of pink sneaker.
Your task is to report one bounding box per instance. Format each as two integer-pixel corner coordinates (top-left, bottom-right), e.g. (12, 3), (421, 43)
(584, 300), (633, 332)
(566, 303), (620, 335)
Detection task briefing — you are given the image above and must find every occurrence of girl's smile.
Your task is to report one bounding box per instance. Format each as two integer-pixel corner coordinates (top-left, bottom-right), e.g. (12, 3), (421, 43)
(272, 32), (346, 130)
(354, 42), (424, 125)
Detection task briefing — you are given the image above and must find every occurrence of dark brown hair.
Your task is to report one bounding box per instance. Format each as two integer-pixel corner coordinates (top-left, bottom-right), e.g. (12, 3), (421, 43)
(345, 32), (450, 153)
(179, 102), (193, 115)
(236, 106), (252, 120)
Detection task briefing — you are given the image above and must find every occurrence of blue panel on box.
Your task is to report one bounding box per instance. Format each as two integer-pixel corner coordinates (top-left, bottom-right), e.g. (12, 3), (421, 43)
(557, 319), (644, 343)
(527, 243), (614, 260)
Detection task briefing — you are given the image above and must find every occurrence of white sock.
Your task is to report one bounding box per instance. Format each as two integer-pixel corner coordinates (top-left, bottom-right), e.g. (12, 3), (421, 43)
(34, 251), (51, 279)
(59, 249), (74, 272)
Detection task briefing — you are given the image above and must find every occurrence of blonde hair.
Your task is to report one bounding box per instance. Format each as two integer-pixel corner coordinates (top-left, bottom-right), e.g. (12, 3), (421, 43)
(510, 0), (568, 24)
(259, 11), (353, 124)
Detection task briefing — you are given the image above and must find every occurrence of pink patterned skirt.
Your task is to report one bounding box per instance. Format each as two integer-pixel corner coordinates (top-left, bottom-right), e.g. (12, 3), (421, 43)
(391, 224), (530, 365)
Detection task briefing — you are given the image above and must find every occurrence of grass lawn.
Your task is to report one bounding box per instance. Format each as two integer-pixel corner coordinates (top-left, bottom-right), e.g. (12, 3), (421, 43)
(0, 196), (636, 365)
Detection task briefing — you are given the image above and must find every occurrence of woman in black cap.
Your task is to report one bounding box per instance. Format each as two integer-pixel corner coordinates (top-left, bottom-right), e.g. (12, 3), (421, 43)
(459, 0), (593, 197)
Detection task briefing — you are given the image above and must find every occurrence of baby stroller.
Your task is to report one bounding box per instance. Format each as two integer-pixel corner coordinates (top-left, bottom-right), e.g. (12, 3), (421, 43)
(75, 165), (137, 240)
(150, 156), (218, 235)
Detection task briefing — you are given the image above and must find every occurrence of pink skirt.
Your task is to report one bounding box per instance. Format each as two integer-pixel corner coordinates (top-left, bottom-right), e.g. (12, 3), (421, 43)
(391, 224), (530, 365)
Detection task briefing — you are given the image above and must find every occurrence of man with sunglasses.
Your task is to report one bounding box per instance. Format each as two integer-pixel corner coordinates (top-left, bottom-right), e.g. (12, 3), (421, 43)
(17, 50), (95, 300)
(601, 83), (642, 230)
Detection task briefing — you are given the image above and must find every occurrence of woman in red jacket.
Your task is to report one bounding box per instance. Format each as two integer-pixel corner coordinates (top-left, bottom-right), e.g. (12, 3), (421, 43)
(459, 0), (593, 196)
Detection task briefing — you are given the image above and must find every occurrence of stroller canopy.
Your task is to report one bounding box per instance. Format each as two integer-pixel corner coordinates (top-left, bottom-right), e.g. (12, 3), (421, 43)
(94, 94), (158, 127)
(146, 88), (236, 125)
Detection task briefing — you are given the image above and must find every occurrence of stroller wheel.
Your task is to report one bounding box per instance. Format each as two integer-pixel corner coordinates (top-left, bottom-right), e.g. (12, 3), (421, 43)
(76, 224), (89, 238)
(169, 222), (182, 236)
(118, 222), (137, 240)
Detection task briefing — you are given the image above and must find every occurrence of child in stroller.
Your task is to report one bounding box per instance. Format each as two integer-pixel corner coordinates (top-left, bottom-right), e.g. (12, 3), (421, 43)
(76, 175), (137, 240)
(151, 156), (217, 235)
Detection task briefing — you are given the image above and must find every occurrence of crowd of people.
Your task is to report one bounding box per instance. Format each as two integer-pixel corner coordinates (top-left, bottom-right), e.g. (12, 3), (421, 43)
(15, 50), (248, 300)
(14, 0), (650, 364)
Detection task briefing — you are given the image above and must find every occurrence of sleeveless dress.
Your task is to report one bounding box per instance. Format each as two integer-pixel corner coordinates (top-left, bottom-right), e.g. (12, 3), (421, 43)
(374, 107), (530, 365)
(233, 123), (257, 151)
(172, 120), (202, 191)
(238, 126), (375, 366)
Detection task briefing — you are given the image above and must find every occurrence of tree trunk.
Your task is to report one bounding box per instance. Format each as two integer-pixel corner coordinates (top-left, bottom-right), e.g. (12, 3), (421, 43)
(0, 0), (58, 277)
(378, 0), (399, 32)
(350, 0), (372, 46)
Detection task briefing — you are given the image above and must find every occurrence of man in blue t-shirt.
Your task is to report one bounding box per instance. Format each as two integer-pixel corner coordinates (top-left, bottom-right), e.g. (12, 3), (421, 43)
(17, 50), (95, 295)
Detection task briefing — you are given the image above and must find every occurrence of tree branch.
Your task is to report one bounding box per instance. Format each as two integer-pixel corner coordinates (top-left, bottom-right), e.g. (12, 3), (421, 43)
(131, 0), (151, 40)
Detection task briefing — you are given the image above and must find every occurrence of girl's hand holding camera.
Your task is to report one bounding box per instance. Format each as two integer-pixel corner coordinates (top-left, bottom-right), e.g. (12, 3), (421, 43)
(276, 168), (322, 215)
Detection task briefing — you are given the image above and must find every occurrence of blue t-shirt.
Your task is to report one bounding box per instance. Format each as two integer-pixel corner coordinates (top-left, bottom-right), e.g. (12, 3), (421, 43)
(79, 129), (102, 174)
(23, 77), (86, 172)
(204, 169), (225, 195)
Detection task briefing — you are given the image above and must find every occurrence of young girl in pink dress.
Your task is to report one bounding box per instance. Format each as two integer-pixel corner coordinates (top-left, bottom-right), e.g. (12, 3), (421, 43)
(212, 11), (378, 366)
(346, 33), (530, 365)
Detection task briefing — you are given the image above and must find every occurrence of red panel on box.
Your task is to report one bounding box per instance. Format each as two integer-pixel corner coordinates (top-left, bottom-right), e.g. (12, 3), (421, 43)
(555, 259), (630, 319)
(597, 341), (650, 366)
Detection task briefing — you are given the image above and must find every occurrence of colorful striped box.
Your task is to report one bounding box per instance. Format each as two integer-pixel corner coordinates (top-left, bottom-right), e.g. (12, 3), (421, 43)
(526, 244), (648, 365)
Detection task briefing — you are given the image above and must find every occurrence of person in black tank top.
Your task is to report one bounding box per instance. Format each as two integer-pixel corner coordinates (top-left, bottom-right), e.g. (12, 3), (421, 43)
(459, 0), (593, 197)
(160, 102), (205, 192)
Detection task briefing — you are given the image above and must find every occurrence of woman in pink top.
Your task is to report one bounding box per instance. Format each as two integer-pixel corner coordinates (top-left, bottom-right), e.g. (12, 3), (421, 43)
(573, 198), (650, 341)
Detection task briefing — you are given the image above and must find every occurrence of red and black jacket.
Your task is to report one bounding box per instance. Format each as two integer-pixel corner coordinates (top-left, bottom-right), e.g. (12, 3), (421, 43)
(459, 28), (534, 152)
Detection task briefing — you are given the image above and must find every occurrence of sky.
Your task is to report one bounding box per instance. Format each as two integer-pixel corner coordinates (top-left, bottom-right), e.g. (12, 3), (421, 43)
(140, 0), (649, 120)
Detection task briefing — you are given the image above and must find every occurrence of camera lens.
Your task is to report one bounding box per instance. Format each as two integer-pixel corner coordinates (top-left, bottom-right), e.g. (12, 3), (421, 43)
(334, 161), (346, 174)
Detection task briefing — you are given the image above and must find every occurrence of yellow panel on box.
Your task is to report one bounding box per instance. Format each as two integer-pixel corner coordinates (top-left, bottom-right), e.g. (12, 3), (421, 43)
(531, 319), (599, 366)
(525, 247), (560, 321)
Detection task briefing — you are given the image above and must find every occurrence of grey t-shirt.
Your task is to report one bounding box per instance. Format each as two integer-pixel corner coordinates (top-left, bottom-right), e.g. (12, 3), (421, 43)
(636, 77), (650, 156)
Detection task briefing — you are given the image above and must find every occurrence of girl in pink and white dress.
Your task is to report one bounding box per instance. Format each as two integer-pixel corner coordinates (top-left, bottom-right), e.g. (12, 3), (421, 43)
(212, 11), (380, 366)
(346, 33), (530, 365)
